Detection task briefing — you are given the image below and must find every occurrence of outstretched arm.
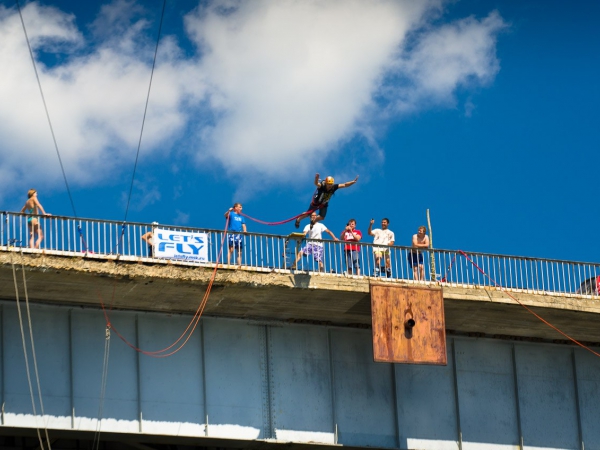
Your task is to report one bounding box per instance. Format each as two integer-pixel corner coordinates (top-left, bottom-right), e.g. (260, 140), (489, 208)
(326, 229), (338, 241)
(367, 218), (374, 236)
(314, 173), (321, 187)
(337, 175), (359, 189)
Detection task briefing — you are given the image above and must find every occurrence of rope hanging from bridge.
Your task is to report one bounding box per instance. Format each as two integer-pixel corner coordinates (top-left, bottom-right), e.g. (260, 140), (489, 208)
(458, 250), (600, 359)
(98, 215), (230, 357)
(9, 246), (53, 450)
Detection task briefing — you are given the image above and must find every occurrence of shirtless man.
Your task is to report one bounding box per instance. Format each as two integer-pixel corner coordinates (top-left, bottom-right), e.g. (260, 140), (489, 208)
(295, 173), (359, 228)
(141, 222), (159, 257)
(409, 226), (429, 281)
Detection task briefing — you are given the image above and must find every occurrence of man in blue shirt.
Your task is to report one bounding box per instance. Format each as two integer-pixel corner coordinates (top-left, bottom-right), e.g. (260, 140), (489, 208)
(224, 203), (247, 265)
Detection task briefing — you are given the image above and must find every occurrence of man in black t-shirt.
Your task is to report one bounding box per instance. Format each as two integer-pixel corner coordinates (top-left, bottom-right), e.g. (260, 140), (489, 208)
(295, 173), (359, 228)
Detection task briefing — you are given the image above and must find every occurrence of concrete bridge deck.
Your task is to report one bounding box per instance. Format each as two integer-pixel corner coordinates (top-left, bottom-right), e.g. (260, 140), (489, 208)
(2, 248), (600, 450)
(2, 250), (599, 344)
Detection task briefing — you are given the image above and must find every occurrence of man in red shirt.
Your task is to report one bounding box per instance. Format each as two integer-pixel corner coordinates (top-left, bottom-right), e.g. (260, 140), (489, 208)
(340, 219), (362, 275)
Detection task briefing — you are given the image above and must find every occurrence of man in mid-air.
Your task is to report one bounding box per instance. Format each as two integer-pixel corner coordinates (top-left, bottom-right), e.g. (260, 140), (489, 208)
(295, 173), (359, 228)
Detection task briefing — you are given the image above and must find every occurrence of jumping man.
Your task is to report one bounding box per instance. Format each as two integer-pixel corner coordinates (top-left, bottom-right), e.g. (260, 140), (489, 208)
(295, 173), (359, 228)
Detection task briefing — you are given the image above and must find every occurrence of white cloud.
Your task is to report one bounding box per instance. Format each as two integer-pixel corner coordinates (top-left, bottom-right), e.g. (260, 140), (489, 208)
(121, 179), (161, 213)
(0, 1), (200, 199)
(173, 210), (190, 225)
(0, 0), (506, 200)
(186, 0), (438, 176)
(384, 10), (507, 113)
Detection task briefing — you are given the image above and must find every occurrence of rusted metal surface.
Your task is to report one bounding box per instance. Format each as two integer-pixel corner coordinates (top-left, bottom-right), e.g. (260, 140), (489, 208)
(371, 284), (447, 365)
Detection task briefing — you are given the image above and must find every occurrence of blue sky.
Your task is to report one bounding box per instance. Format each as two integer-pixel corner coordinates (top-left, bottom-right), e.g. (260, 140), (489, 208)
(1, 0), (598, 262)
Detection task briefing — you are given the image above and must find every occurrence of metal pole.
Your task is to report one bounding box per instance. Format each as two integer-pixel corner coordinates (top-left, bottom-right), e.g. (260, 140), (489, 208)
(427, 209), (436, 281)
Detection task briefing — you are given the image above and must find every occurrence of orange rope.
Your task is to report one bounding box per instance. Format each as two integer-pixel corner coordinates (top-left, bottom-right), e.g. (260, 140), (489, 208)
(99, 217), (230, 357)
(458, 250), (600, 358)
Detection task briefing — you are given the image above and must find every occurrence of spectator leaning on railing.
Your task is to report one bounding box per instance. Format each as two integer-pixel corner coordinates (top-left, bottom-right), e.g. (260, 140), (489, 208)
(141, 222), (158, 257)
(409, 226), (429, 281)
(340, 219), (362, 276)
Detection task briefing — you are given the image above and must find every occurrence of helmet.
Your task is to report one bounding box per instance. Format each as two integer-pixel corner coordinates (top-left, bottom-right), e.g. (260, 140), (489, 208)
(325, 176), (335, 185)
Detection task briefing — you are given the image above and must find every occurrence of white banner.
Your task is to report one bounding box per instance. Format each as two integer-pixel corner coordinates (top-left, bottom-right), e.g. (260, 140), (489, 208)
(154, 228), (209, 263)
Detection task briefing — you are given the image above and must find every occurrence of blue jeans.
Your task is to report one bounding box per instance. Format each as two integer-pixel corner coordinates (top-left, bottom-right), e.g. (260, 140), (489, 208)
(345, 250), (360, 274)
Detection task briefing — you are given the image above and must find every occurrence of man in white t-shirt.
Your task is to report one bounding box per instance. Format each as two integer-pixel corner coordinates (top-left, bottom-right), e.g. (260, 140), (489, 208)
(368, 218), (395, 277)
(292, 212), (338, 272)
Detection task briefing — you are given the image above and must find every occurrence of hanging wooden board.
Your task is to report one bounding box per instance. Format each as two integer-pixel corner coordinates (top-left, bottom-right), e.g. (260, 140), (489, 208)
(371, 284), (447, 365)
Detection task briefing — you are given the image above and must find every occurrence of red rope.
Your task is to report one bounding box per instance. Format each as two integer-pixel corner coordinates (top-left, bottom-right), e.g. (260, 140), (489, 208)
(239, 204), (322, 226)
(440, 253), (457, 283)
(457, 250), (600, 358)
(99, 217), (230, 357)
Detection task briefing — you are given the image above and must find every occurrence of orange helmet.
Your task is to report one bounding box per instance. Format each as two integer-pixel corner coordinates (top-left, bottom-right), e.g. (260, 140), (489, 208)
(325, 176), (335, 185)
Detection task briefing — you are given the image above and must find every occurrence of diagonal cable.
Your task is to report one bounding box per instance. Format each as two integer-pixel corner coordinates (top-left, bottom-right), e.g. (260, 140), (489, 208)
(15, 0), (77, 218)
(123, 0), (167, 223)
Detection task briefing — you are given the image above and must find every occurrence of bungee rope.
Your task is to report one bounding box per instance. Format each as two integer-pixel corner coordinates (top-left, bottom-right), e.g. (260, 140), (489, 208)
(239, 203), (324, 226)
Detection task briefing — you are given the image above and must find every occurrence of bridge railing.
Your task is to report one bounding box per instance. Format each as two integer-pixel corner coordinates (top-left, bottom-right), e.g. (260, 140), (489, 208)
(1, 212), (599, 299)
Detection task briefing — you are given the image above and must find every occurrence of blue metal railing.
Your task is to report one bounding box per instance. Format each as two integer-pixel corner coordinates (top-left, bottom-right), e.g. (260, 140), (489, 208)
(2, 211), (599, 298)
